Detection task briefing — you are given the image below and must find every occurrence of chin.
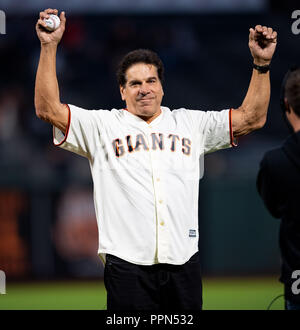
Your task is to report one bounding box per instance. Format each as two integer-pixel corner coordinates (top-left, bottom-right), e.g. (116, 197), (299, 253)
(138, 108), (156, 117)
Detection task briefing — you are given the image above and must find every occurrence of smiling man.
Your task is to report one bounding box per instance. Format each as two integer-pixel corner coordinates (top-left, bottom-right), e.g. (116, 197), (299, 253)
(119, 61), (164, 123)
(35, 8), (277, 311)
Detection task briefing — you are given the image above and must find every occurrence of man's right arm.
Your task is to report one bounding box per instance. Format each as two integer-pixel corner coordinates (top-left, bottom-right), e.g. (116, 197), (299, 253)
(34, 8), (68, 134)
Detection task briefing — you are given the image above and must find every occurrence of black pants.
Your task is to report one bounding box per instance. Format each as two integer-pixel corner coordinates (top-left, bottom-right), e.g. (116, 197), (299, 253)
(104, 252), (202, 311)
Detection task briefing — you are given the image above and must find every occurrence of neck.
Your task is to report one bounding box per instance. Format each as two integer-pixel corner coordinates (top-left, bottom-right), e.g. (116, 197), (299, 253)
(290, 116), (300, 133)
(142, 110), (162, 124)
(127, 108), (162, 124)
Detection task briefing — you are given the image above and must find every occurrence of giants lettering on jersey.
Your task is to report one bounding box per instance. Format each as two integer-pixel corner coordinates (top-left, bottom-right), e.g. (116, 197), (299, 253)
(112, 133), (191, 157)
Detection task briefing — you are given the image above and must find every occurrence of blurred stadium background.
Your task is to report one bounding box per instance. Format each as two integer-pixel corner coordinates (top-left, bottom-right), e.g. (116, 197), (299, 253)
(0, 0), (299, 310)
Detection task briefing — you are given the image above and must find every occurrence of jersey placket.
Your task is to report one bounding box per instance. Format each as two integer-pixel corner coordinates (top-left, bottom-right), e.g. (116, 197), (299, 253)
(146, 125), (170, 263)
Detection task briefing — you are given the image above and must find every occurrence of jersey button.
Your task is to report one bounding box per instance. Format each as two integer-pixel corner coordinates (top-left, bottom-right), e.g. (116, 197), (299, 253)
(159, 199), (163, 204)
(160, 221), (165, 226)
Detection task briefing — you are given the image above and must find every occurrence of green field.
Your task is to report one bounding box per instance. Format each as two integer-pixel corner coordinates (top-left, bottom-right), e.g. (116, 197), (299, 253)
(0, 277), (284, 310)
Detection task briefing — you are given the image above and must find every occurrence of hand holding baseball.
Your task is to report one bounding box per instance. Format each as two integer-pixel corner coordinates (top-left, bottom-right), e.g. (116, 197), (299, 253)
(248, 25), (277, 66)
(36, 9), (66, 46)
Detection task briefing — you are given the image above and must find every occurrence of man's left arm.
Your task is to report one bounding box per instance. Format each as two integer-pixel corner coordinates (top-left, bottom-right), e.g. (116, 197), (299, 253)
(231, 25), (277, 137)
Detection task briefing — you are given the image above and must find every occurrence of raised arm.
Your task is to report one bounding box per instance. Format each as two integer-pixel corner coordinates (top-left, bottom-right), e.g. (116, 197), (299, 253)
(231, 25), (277, 137)
(34, 8), (68, 134)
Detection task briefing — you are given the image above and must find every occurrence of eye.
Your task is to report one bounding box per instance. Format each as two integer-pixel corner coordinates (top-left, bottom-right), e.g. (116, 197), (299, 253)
(130, 81), (141, 87)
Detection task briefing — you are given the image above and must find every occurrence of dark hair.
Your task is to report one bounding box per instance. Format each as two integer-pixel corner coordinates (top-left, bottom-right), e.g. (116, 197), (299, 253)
(117, 49), (164, 87)
(285, 68), (300, 117)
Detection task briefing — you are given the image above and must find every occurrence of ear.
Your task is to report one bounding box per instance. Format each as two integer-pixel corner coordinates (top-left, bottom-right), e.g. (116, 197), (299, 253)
(120, 85), (126, 101)
(284, 98), (291, 113)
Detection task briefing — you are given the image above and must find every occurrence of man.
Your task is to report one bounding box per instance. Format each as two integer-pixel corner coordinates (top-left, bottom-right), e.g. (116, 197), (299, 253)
(257, 67), (300, 310)
(35, 8), (277, 311)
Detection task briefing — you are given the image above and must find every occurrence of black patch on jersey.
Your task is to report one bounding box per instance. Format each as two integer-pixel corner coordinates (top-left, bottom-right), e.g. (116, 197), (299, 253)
(189, 230), (196, 237)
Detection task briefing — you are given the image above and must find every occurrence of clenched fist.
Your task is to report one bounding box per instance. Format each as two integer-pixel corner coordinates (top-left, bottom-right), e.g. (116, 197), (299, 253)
(248, 25), (277, 66)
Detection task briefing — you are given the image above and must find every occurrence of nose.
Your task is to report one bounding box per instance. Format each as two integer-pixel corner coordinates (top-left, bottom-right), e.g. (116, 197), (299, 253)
(139, 83), (150, 95)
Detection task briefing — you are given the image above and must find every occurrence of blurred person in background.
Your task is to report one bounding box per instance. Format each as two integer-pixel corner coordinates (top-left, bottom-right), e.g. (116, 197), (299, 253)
(34, 8), (277, 311)
(257, 67), (300, 310)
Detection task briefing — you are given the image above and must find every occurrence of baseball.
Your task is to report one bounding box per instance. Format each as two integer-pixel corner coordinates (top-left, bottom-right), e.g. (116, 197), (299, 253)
(44, 14), (60, 31)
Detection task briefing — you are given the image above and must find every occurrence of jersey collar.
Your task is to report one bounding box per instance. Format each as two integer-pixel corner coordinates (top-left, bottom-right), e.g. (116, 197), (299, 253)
(122, 106), (168, 127)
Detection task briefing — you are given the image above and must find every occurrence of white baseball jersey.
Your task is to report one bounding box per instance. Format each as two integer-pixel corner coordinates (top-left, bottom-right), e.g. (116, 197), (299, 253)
(53, 105), (236, 265)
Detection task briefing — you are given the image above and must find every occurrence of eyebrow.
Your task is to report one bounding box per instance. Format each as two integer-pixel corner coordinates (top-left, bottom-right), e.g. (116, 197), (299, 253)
(129, 80), (141, 85)
(128, 76), (157, 85)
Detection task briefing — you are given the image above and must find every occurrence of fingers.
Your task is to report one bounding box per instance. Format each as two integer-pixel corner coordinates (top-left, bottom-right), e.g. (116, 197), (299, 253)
(39, 8), (59, 21)
(255, 25), (270, 37)
(249, 27), (255, 40)
(59, 11), (66, 28)
(270, 30), (277, 43)
(36, 18), (48, 30)
(249, 25), (277, 43)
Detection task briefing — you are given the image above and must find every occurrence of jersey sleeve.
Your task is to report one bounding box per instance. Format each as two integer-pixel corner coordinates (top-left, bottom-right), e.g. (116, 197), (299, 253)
(186, 108), (237, 154)
(53, 104), (103, 159)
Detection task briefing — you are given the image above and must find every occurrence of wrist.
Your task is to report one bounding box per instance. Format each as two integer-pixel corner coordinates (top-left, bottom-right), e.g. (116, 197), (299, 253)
(40, 42), (58, 50)
(253, 62), (270, 74)
(253, 59), (271, 66)
(40, 43), (58, 55)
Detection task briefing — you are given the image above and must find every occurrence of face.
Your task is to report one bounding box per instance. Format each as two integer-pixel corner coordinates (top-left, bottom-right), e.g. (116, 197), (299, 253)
(120, 63), (164, 123)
